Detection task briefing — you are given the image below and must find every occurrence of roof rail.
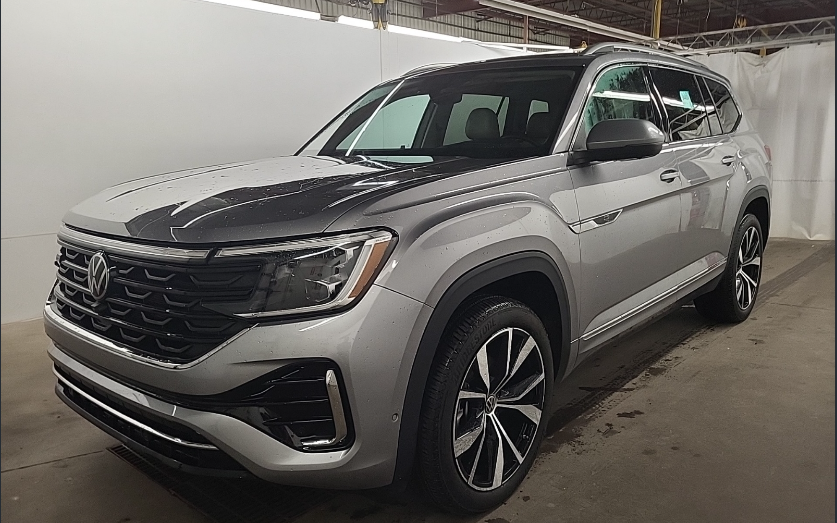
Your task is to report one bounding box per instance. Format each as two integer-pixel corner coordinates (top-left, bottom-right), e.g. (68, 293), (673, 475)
(400, 63), (455, 78)
(582, 42), (707, 69)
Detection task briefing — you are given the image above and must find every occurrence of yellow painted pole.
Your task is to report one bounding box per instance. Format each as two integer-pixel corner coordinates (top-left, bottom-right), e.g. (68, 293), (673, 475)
(651, 0), (662, 40)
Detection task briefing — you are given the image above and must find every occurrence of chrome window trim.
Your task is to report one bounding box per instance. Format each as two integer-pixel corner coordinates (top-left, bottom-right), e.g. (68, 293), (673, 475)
(58, 225), (212, 263)
(54, 367), (218, 450)
(566, 61), (663, 153)
(564, 60), (741, 156)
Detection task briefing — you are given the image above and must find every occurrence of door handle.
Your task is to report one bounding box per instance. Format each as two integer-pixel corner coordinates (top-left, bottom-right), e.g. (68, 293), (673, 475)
(660, 170), (679, 183)
(721, 155), (736, 166)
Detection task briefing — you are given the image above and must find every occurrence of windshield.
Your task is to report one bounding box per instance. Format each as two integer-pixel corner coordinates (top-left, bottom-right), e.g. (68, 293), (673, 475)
(297, 66), (581, 160)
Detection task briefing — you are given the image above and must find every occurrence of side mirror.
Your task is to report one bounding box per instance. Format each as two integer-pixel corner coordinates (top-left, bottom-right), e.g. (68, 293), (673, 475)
(569, 119), (665, 165)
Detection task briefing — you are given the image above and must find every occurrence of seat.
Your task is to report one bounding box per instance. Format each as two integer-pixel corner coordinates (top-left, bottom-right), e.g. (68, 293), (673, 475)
(465, 108), (500, 141)
(526, 112), (553, 143)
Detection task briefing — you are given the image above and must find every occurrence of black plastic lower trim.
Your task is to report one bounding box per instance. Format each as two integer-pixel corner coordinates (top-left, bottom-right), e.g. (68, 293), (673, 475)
(55, 370), (248, 477)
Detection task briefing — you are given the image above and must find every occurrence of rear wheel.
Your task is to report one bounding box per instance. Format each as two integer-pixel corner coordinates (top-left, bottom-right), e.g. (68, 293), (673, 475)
(418, 296), (553, 514)
(695, 213), (763, 323)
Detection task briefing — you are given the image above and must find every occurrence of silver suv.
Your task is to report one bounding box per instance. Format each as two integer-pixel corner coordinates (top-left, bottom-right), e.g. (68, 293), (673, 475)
(45, 43), (771, 513)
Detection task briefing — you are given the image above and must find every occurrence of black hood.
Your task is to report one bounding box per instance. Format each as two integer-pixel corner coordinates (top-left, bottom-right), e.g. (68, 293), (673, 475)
(64, 155), (505, 243)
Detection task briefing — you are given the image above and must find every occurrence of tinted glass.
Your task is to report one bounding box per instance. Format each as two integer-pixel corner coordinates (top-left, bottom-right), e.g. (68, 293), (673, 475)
(444, 94), (507, 145)
(299, 67), (580, 160)
(338, 95), (430, 150)
(696, 77), (724, 136)
(581, 66), (658, 135)
(704, 77), (741, 134)
(650, 68), (716, 141)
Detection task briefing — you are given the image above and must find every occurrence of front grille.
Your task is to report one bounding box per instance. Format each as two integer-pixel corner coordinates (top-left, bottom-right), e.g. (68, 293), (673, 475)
(54, 241), (259, 364)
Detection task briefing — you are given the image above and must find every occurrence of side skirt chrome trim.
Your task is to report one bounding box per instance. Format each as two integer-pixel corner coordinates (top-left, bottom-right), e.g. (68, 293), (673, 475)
(578, 258), (727, 342)
(54, 367), (218, 450)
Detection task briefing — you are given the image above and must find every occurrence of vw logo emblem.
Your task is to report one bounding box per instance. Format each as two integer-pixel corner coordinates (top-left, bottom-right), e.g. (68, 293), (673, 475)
(87, 252), (111, 301)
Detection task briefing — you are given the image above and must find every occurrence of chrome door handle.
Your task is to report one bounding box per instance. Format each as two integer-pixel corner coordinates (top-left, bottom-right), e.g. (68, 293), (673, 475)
(660, 170), (679, 183)
(721, 155), (736, 166)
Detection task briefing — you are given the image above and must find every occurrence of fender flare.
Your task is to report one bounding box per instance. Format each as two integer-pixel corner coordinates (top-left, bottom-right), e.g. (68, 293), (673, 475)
(390, 251), (572, 486)
(737, 185), (771, 242)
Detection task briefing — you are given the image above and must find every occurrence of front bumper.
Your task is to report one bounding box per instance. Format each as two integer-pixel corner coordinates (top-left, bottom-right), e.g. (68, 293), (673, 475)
(45, 284), (431, 489)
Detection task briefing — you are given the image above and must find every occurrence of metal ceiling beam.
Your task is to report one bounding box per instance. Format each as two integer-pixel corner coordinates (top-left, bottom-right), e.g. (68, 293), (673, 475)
(478, 0), (683, 48)
(659, 15), (835, 51)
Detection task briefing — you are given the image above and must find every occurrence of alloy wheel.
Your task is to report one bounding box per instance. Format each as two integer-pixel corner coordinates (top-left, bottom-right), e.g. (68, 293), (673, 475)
(736, 226), (762, 310)
(452, 327), (545, 491)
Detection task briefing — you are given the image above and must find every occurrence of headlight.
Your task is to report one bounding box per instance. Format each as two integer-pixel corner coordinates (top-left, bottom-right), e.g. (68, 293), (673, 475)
(204, 230), (394, 319)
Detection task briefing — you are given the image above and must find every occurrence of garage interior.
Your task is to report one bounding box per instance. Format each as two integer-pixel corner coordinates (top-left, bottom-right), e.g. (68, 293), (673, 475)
(1, 0), (834, 521)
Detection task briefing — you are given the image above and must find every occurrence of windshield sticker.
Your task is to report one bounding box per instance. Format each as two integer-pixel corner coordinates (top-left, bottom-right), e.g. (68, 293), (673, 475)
(680, 90), (694, 109)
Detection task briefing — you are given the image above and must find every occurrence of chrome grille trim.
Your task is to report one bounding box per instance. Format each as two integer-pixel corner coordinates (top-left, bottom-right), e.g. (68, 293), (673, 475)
(58, 225), (212, 263)
(52, 236), (260, 364)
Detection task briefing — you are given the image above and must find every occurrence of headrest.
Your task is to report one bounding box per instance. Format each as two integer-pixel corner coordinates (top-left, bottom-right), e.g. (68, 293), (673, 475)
(527, 112), (553, 142)
(465, 108), (500, 141)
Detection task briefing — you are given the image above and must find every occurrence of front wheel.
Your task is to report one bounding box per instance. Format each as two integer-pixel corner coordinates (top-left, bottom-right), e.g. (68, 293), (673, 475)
(695, 213), (764, 323)
(417, 296), (553, 514)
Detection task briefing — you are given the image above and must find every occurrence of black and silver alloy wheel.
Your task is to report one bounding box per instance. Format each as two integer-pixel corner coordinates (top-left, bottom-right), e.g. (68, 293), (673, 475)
(694, 213), (764, 323)
(418, 296), (553, 514)
(453, 327), (545, 491)
(735, 226), (762, 310)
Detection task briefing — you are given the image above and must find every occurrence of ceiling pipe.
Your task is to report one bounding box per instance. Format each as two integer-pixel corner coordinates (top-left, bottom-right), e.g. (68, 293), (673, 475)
(477, 0), (683, 50)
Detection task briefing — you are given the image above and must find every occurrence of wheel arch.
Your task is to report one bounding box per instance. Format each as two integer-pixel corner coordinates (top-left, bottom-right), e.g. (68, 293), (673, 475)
(739, 185), (771, 243)
(390, 251), (572, 487)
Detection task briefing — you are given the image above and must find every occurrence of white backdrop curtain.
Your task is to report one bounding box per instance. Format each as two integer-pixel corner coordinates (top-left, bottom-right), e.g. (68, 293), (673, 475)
(694, 42), (835, 240)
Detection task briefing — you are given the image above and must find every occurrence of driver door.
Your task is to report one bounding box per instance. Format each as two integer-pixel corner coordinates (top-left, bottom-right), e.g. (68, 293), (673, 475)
(568, 65), (684, 355)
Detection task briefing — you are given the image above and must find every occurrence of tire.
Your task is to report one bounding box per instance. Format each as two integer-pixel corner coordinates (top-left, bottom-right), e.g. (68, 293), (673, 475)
(694, 213), (764, 323)
(417, 296), (554, 514)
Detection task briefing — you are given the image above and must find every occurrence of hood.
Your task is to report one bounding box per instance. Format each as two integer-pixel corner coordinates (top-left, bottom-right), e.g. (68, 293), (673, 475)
(64, 155), (505, 243)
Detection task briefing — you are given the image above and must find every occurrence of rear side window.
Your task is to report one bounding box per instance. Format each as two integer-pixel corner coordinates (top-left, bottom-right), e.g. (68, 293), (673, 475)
(704, 77), (741, 134)
(649, 68), (714, 141)
(696, 77), (724, 136)
(581, 66), (658, 134)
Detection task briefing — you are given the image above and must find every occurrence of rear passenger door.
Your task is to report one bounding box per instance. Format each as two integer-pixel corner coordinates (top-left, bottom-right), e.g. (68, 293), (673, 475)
(568, 65), (684, 355)
(648, 68), (740, 269)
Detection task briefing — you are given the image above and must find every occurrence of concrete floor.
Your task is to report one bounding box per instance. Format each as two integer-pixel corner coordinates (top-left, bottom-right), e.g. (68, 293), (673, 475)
(2, 239), (834, 523)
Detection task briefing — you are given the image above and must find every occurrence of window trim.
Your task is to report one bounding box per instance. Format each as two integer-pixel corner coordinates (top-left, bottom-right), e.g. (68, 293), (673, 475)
(648, 67), (719, 142)
(645, 65), (743, 143)
(695, 75), (725, 137)
(701, 74), (743, 135)
(569, 62), (665, 151)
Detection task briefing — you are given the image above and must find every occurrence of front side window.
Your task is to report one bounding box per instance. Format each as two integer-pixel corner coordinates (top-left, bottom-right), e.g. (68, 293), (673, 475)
(298, 66), (581, 160)
(649, 68), (714, 141)
(581, 66), (658, 135)
(704, 77), (741, 134)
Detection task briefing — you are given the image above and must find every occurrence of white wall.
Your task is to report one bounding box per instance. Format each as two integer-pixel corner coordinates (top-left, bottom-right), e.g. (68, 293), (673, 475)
(694, 43), (836, 241)
(1, 0), (521, 323)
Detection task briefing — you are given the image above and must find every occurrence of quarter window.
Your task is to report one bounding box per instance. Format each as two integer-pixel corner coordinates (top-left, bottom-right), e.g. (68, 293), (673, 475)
(704, 77), (741, 134)
(649, 68), (714, 141)
(581, 66), (658, 136)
